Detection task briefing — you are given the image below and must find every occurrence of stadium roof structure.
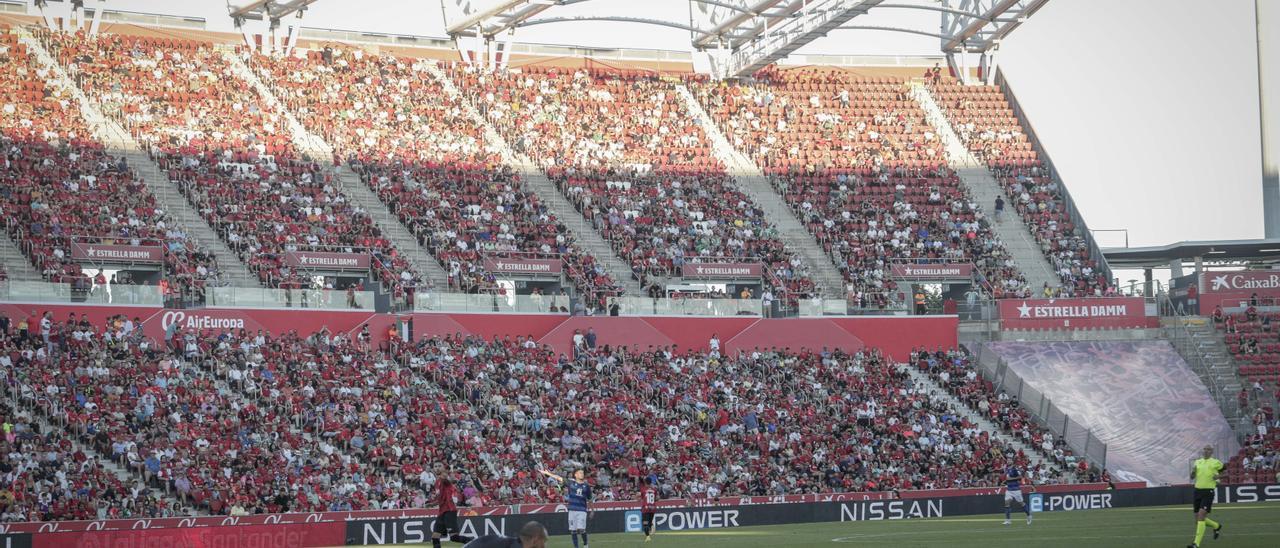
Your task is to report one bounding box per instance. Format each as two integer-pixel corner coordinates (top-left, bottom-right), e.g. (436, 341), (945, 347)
(1103, 238), (1280, 269)
(436, 0), (1050, 78)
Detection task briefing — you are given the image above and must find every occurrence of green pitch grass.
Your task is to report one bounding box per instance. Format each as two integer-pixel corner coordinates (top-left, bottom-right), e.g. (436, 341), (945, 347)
(378, 503), (1280, 547)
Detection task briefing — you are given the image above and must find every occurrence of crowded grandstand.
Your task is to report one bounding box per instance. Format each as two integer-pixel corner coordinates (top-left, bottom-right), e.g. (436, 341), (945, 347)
(0, 0), (1277, 546)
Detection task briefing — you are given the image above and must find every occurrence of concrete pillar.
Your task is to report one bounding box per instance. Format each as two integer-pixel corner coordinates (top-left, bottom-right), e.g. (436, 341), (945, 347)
(1258, 0), (1280, 237)
(1144, 268), (1153, 297)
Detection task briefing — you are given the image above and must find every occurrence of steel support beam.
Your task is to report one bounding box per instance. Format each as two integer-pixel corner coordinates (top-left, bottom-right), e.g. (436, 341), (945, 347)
(718, 0), (885, 79)
(229, 0), (320, 21)
(516, 16), (700, 34)
(445, 0), (591, 39)
(690, 0), (784, 49)
(941, 0), (1049, 53)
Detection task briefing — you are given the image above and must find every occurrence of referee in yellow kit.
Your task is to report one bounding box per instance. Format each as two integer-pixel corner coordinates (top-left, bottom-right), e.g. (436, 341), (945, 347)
(1188, 445), (1224, 548)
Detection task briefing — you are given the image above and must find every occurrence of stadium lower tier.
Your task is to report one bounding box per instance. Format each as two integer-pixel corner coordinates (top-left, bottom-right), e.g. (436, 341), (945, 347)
(0, 302), (1074, 523)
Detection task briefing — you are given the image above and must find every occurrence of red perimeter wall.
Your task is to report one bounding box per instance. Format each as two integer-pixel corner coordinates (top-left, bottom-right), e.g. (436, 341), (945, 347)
(0, 303), (955, 360)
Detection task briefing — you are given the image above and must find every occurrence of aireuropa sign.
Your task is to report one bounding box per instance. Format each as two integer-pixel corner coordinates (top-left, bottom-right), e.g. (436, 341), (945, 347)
(999, 297), (1150, 329)
(70, 243), (163, 264)
(159, 310), (246, 332)
(890, 264), (975, 280)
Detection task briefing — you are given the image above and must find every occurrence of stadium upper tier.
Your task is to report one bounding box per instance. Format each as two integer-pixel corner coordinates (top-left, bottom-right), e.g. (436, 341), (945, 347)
(248, 48), (622, 302)
(0, 25), (223, 298)
(927, 78), (1108, 297)
(0, 25), (1072, 306)
(693, 68), (1031, 303)
(38, 31), (420, 294)
(449, 64), (818, 299)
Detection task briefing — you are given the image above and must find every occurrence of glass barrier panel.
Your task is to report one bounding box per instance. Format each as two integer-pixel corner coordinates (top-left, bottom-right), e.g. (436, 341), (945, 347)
(208, 287), (372, 310)
(0, 280), (161, 306)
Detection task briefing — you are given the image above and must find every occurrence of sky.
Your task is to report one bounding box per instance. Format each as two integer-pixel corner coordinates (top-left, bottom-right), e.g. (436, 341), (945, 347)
(61, 0), (1267, 249)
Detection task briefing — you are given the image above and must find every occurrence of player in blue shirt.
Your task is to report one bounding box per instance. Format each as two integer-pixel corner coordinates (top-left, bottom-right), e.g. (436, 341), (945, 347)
(1002, 464), (1034, 525)
(540, 468), (593, 548)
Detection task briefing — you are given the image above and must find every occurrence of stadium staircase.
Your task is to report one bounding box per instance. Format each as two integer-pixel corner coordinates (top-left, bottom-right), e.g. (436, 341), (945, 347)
(0, 235), (42, 281)
(674, 85), (847, 298)
(24, 405), (200, 515)
(12, 29), (258, 288)
(1163, 315), (1248, 433)
(223, 51), (453, 291)
(900, 363), (1062, 475)
(422, 63), (644, 297)
(913, 85), (1061, 293)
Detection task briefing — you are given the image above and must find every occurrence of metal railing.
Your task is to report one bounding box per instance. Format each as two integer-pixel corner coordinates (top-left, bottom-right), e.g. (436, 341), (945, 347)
(1156, 292), (1246, 434)
(207, 286), (373, 310)
(0, 280), (162, 306)
(414, 292), (571, 314)
(611, 296), (762, 317)
(974, 344), (1108, 470)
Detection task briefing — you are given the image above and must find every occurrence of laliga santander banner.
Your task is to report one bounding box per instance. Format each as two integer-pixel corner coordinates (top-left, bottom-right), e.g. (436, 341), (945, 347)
(1000, 297), (1152, 329)
(70, 242), (163, 264)
(284, 251), (370, 271)
(681, 262), (764, 279)
(890, 263), (975, 280)
(1199, 270), (1280, 310)
(482, 257), (563, 276)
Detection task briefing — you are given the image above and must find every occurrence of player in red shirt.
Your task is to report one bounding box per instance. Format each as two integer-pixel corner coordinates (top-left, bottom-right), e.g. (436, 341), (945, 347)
(431, 464), (473, 547)
(640, 477), (659, 542)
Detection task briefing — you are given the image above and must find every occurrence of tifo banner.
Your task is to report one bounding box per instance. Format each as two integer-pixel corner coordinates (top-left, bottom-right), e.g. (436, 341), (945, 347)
(70, 242), (163, 264)
(681, 262), (763, 279)
(999, 297), (1151, 329)
(891, 263), (974, 279)
(482, 257), (564, 276)
(285, 251), (370, 270)
(1199, 270), (1280, 310)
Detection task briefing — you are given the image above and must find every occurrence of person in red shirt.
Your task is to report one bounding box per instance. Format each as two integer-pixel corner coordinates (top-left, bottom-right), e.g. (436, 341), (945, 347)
(432, 464), (473, 548)
(640, 477), (659, 542)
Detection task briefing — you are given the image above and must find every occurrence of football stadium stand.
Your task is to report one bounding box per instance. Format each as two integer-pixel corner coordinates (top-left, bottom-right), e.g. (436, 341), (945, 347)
(0, 4), (1271, 542)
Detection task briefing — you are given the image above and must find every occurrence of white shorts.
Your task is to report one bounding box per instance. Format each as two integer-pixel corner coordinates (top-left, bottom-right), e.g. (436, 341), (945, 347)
(1005, 489), (1024, 504)
(568, 510), (587, 531)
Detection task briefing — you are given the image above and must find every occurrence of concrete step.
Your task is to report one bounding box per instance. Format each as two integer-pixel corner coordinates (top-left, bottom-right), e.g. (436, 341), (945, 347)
(223, 50), (450, 290)
(0, 233), (42, 281)
(422, 63), (643, 297)
(901, 364), (1064, 476)
(673, 83), (762, 178)
(675, 84), (845, 298)
(912, 85), (1060, 293)
(14, 28), (256, 287)
(335, 166), (452, 289)
(22, 402), (200, 516)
